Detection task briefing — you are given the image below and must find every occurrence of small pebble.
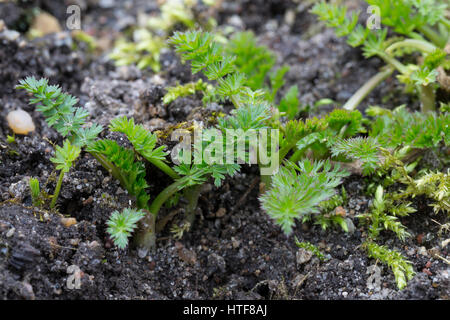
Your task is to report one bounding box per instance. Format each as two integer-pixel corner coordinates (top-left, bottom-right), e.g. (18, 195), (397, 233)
(216, 208), (226, 218)
(2, 30), (20, 41)
(418, 246), (429, 256)
(284, 10), (296, 26)
(335, 206), (346, 217)
(69, 239), (80, 246)
(88, 241), (100, 249)
(30, 12), (62, 36)
(6, 227), (15, 238)
(60, 217), (77, 228)
(296, 248), (313, 265)
(7, 109), (35, 135)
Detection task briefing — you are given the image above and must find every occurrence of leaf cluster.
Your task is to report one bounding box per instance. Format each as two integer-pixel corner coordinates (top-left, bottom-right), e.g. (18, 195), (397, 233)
(16, 77), (102, 147)
(260, 159), (349, 235)
(51, 140), (81, 173)
(366, 241), (415, 290)
(311, 0), (449, 46)
(365, 0), (448, 34)
(358, 185), (413, 241)
(295, 238), (327, 262)
(109, 116), (169, 163)
(107, 208), (147, 249)
(108, 30), (166, 71)
(169, 30), (300, 116)
(109, 0), (215, 71)
(368, 105), (449, 148)
(225, 31), (276, 91)
(311, 1), (449, 111)
(163, 79), (212, 105)
(381, 150), (450, 214)
(331, 137), (381, 175)
(87, 139), (150, 210)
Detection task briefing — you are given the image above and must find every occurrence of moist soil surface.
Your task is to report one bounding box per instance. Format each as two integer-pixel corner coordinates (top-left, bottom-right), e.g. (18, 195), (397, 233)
(0, 0), (448, 300)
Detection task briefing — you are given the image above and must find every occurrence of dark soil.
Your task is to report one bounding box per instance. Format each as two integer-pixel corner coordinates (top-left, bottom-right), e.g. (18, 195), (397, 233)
(0, 0), (448, 300)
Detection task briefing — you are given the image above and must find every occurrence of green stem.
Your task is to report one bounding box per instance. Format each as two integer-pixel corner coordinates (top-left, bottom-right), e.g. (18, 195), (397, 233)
(148, 158), (180, 180)
(418, 25), (446, 48)
(149, 179), (186, 218)
(419, 84), (436, 112)
(377, 53), (408, 74)
(440, 18), (450, 29)
(135, 178), (195, 250)
(184, 184), (202, 226)
(385, 39), (436, 55)
(288, 140), (316, 164)
(342, 67), (394, 111)
(230, 94), (243, 108)
(279, 141), (297, 162)
(259, 171), (272, 191)
(134, 211), (156, 251)
(289, 148), (304, 164)
(90, 151), (181, 251)
(50, 170), (65, 209)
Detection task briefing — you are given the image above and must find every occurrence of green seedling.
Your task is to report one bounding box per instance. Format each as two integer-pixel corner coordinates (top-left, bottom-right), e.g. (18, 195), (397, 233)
(367, 105), (449, 150)
(330, 105), (449, 174)
(314, 187), (349, 232)
(15, 77), (103, 146)
(17, 77), (241, 250)
(107, 208), (147, 250)
(169, 30), (300, 118)
(163, 79), (212, 105)
(357, 185), (413, 241)
(50, 140), (81, 208)
(109, 0), (216, 72)
(311, 1), (450, 112)
(295, 237), (327, 262)
(29, 177), (43, 207)
(365, 241), (415, 290)
(6, 134), (15, 144)
(169, 30), (372, 192)
(260, 159), (349, 235)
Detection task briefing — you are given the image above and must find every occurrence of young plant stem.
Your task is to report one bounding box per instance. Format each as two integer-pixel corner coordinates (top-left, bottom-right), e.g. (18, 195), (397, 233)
(440, 18), (450, 29)
(230, 94), (244, 108)
(279, 142), (297, 161)
(343, 67), (394, 111)
(135, 179), (189, 250)
(184, 184), (202, 226)
(259, 172), (272, 192)
(50, 170), (65, 209)
(377, 53), (408, 74)
(149, 179), (186, 218)
(289, 148), (305, 164)
(417, 25), (446, 48)
(385, 39), (436, 55)
(419, 84), (436, 112)
(134, 210), (156, 251)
